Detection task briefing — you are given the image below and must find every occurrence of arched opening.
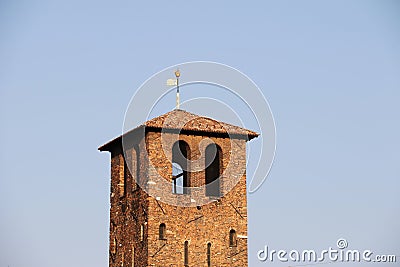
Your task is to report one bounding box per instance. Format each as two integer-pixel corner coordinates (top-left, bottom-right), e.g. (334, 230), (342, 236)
(229, 229), (237, 247)
(159, 223), (166, 240)
(172, 141), (190, 194)
(205, 144), (221, 197)
(172, 162), (184, 194)
(207, 242), (211, 266)
(184, 241), (189, 266)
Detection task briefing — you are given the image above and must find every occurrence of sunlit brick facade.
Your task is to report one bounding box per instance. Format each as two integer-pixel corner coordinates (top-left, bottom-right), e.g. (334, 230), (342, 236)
(99, 109), (258, 267)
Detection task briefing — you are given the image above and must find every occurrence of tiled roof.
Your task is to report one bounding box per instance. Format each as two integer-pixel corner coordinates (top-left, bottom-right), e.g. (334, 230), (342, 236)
(99, 109), (259, 151)
(144, 109), (259, 137)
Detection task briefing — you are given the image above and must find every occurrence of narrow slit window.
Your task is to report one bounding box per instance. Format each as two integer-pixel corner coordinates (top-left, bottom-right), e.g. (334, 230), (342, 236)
(123, 159), (129, 196)
(184, 241), (189, 266)
(229, 229), (237, 247)
(131, 245), (135, 267)
(132, 145), (140, 191)
(159, 223), (166, 240)
(207, 242), (211, 266)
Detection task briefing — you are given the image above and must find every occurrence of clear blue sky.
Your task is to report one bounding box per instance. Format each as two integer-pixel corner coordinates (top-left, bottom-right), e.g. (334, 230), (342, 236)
(1, 1), (399, 266)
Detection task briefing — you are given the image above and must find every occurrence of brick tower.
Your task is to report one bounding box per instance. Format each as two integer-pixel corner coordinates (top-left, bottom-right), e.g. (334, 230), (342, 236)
(99, 109), (258, 267)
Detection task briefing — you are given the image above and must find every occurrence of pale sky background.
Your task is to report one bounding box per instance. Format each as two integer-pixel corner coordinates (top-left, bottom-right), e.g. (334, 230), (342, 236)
(1, 1), (399, 267)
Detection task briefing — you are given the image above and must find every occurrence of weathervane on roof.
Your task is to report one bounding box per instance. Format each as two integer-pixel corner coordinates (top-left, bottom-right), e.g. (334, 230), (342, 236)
(166, 69), (181, 110)
(175, 69), (180, 109)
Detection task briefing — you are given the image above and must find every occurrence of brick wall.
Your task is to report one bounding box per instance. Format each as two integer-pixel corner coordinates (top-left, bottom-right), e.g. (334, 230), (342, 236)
(108, 131), (248, 267)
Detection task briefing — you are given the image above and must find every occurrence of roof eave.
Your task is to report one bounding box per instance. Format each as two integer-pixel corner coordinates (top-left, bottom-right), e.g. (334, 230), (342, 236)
(98, 125), (145, 152)
(98, 126), (259, 152)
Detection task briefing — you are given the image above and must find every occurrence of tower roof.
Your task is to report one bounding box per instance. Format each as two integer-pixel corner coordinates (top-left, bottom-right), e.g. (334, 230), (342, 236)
(98, 109), (259, 152)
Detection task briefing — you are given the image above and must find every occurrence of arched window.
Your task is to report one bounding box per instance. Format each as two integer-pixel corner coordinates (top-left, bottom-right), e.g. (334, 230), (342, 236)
(207, 242), (211, 266)
(184, 241), (189, 266)
(229, 229), (237, 247)
(205, 144), (221, 197)
(172, 141), (190, 195)
(159, 223), (166, 240)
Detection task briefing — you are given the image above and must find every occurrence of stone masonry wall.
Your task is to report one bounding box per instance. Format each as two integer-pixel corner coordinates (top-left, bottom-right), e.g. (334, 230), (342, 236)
(108, 130), (248, 267)
(145, 131), (248, 267)
(109, 135), (150, 267)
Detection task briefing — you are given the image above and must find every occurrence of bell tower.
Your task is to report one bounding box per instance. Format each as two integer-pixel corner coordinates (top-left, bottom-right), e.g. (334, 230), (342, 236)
(99, 109), (258, 267)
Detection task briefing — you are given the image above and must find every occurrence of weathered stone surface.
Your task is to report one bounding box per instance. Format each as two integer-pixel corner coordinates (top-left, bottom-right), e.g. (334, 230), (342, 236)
(100, 110), (258, 267)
